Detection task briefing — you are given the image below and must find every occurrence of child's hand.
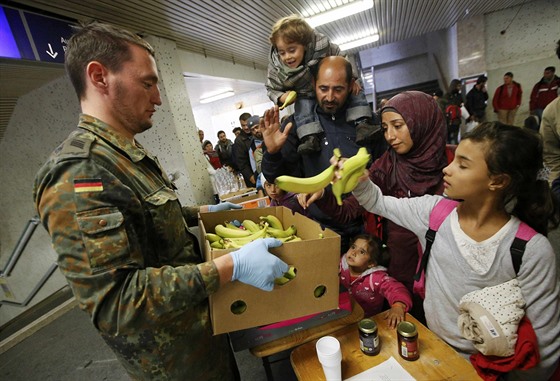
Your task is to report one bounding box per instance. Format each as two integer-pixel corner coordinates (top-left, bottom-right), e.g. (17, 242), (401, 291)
(383, 302), (406, 329)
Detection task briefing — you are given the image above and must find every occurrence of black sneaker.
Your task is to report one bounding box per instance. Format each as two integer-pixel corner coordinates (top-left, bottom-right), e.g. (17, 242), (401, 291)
(355, 120), (383, 145)
(297, 135), (321, 155)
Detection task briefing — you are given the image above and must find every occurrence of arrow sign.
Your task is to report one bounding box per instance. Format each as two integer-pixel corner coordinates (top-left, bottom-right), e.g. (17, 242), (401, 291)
(46, 43), (58, 59)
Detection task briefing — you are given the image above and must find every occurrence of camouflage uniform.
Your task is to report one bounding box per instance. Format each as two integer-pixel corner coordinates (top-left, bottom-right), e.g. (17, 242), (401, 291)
(33, 114), (238, 380)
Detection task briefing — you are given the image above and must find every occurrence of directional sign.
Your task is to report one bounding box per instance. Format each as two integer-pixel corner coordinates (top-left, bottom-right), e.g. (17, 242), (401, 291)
(0, 5), (75, 64)
(23, 11), (74, 64)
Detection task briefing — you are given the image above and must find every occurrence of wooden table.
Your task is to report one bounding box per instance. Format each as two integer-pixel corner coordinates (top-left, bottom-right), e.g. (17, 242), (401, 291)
(249, 300), (364, 380)
(290, 313), (482, 380)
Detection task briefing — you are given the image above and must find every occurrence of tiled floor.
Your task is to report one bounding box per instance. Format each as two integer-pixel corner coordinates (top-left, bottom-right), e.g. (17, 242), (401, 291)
(0, 305), (297, 381)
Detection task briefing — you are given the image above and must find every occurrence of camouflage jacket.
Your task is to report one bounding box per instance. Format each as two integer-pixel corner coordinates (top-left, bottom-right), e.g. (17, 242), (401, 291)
(33, 114), (237, 380)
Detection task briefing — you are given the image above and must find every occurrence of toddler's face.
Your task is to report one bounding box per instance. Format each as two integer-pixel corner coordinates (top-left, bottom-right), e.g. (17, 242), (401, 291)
(276, 37), (305, 69)
(345, 238), (372, 272)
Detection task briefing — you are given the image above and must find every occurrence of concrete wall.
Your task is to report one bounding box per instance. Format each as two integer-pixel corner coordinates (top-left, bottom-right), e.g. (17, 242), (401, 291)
(456, 0), (559, 125)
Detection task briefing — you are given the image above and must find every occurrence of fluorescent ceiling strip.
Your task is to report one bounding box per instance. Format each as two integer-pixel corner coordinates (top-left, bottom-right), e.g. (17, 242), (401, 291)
(199, 90), (235, 104)
(337, 34), (379, 51)
(305, 0), (374, 28)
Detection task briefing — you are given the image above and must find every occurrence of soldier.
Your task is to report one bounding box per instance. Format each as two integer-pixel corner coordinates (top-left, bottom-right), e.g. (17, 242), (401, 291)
(33, 22), (288, 380)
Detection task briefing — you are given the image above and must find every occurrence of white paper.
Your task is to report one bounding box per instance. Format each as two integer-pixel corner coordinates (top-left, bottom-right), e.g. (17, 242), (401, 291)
(344, 356), (416, 381)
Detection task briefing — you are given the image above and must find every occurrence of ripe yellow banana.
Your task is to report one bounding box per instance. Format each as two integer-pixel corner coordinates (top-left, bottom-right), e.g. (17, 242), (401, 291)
(214, 224), (252, 238)
(242, 219), (260, 233)
(275, 165), (335, 194)
(279, 91), (297, 110)
(267, 224), (297, 238)
(222, 225), (269, 246)
(332, 147), (371, 205)
(259, 215), (284, 230)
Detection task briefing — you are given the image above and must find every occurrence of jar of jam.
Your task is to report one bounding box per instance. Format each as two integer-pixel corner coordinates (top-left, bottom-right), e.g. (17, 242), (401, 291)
(358, 318), (380, 355)
(397, 321), (419, 360)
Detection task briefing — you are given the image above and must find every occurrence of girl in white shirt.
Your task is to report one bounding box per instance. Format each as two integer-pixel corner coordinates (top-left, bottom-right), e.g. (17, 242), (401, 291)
(345, 122), (560, 380)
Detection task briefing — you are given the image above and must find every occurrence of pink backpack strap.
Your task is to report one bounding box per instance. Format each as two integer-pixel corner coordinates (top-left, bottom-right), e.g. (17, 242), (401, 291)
(510, 222), (538, 274)
(414, 198), (459, 283)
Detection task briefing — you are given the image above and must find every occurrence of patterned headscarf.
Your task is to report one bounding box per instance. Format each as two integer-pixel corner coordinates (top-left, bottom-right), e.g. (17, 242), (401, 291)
(369, 90), (448, 197)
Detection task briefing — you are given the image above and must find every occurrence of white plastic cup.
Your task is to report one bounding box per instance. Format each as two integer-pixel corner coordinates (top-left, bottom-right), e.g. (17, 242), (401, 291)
(316, 336), (342, 381)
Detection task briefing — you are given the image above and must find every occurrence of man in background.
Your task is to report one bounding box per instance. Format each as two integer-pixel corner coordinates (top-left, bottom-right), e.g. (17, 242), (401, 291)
(492, 72), (522, 125)
(214, 130), (234, 167)
(466, 75), (488, 123)
(233, 112), (255, 187)
(530, 66), (560, 121)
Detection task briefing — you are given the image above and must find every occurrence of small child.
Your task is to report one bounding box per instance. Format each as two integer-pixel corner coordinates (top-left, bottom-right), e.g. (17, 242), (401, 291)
(261, 173), (307, 216)
(266, 15), (380, 155)
(340, 234), (412, 328)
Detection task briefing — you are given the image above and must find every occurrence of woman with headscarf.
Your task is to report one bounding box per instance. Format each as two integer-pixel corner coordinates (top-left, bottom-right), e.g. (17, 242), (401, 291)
(299, 91), (448, 322)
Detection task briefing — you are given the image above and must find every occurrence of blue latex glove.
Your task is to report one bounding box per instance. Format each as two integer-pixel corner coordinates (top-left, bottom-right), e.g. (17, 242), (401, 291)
(231, 238), (289, 291)
(207, 202), (242, 212)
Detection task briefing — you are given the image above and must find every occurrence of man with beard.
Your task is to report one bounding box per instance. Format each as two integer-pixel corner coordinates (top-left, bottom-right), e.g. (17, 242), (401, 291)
(261, 56), (385, 250)
(33, 22), (288, 380)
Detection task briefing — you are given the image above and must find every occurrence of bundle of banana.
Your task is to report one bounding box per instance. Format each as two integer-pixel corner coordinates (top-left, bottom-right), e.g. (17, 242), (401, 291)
(206, 214), (302, 249)
(275, 147), (370, 205)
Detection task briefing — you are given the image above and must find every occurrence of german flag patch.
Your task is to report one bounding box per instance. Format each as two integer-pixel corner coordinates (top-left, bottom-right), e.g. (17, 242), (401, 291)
(74, 178), (103, 193)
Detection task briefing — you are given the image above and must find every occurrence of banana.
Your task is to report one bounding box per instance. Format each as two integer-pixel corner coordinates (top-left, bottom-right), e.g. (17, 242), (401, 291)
(259, 215), (284, 230)
(267, 224), (297, 238)
(242, 219), (260, 233)
(332, 147), (371, 205)
(222, 225), (269, 246)
(275, 165), (336, 194)
(225, 221), (243, 230)
(210, 240), (224, 249)
(314, 285), (326, 297)
(205, 233), (222, 243)
(275, 266), (297, 285)
(214, 224), (252, 238)
(279, 90), (297, 110)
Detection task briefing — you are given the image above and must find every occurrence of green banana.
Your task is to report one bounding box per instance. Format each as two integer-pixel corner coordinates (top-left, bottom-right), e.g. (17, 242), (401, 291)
(210, 240), (224, 249)
(274, 266), (297, 285)
(215, 224), (252, 238)
(332, 147), (371, 205)
(314, 285), (326, 297)
(267, 224), (297, 238)
(279, 91), (297, 110)
(242, 219), (260, 233)
(259, 215), (284, 230)
(225, 221), (243, 230)
(205, 233), (222, 243)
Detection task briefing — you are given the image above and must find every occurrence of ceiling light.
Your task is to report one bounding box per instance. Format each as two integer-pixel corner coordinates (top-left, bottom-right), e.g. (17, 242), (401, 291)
(337, 33), (379, 51)
(199, 90), (235, 104)
(305, 0), (374, 28)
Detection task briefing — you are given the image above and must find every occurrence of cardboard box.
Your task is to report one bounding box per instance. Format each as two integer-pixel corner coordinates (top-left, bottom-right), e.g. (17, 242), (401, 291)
(199, 206), (341, 334)
(229, 291), (352, 351)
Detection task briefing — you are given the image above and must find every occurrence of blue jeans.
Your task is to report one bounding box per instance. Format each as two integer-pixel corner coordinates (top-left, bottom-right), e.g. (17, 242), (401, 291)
(294, 91), (372, 139)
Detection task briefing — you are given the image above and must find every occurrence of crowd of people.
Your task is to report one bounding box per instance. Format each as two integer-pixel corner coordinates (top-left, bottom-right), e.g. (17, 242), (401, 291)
(33, 15), (560, 381)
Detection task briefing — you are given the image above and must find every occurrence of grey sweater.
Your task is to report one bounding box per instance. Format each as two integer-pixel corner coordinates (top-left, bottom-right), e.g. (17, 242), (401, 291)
(354, 180), (560, 381)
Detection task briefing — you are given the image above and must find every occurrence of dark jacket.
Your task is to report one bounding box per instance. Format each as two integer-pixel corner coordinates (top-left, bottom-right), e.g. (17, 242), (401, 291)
(530, 75), (560, 112)
(466, 86), (488, 119)
(233, 131), (254, 186)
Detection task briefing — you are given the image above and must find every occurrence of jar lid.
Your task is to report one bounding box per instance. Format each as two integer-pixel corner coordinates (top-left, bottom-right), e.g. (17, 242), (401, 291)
(397, 321), (417, 337)
(359, 318), (377, 334)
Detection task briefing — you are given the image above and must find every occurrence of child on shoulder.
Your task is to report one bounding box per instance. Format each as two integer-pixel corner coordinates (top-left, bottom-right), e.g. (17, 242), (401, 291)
(340, 234), (412, 328)
(345, 122), (560, 380)
(266, 14), (380, 155)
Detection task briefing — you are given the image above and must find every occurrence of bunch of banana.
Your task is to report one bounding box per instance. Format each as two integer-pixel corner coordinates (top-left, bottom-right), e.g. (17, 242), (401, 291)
(274, 149), (342, 194)
(207, 214), (304, 249)
(332, 147), (370, 205)
(279, 91), (297, 110)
